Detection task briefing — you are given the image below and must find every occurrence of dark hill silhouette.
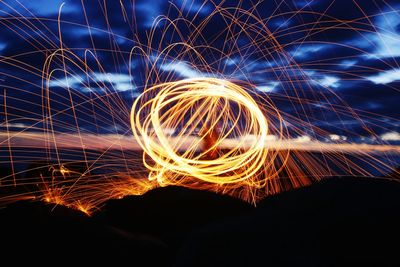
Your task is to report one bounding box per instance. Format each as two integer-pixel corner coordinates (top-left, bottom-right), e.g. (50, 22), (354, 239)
(0, 176), (399, 266)
(0, 201), (168, 265)
(96, 186), (253, 249)
(176, 177), (400, 267)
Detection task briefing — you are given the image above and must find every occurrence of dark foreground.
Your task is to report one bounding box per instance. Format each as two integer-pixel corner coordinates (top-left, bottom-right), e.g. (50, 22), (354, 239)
(0, 177), (399, 266)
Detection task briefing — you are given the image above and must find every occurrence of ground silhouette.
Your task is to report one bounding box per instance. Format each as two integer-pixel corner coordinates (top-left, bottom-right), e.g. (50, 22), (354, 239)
(0, 176), (399, 266)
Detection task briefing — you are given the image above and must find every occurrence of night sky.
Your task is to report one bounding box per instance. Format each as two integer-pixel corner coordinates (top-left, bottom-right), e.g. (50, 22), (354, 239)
(1, 4), (400, 266)
(0, 0), (399, 144)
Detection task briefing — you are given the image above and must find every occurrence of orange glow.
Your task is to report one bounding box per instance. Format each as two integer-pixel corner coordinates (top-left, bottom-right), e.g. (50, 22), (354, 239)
(131, 78), (272, 187)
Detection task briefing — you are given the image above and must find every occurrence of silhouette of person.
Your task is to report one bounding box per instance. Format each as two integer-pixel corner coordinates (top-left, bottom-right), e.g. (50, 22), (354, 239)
(200, 125), (220, 160)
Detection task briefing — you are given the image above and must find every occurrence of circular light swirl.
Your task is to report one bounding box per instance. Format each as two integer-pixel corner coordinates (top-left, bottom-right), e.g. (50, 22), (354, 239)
(131, 78), (270, 188)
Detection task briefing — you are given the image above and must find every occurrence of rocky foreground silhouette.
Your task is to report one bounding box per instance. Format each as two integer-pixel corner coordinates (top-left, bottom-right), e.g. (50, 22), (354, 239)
(1, 176), (399, 266)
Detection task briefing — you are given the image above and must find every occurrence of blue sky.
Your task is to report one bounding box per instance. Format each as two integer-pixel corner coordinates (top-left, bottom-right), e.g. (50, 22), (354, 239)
(0, 0), (399, 143)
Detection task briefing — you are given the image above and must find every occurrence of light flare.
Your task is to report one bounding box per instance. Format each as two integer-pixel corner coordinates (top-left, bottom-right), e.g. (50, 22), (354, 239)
(131, 78), (272, 187)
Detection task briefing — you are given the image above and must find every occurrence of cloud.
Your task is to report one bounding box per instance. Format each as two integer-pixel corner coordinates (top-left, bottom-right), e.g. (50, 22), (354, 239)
(224, 57), (239, 67)
(135, 0), (164, 28)
(70, 27), (105, 38)
(49, 72), (135, 93)
(136, 0), (211, 28)
(49, 76), (83, 88)
(256, 82), (280, 93)
(159, 61), (206, 79)
(339, 60), (357, 69)
(0, 132), (142, 150)
(174, 0), (212, 15)
(306, 71), (341, 88)
(114, 83), (134, 92)
(349, 10), (400, 59)
(366, 69), (400, 84)
(0, 0), (77, 16)
(0, 123), (28, 129)
(370, 11), (400, 58)
(317, 75), (340, 88)
(92, 73), (131, 84)
(329, 134), (347, 141)
(380, 131), (400, 141)
(293, 135), (312, 143)
(290, 44), (330, 59)
(3, 131), (398, 154)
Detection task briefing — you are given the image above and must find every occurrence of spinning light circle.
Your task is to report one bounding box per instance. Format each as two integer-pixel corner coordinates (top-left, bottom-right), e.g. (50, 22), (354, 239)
(131, 78), (273, 187)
